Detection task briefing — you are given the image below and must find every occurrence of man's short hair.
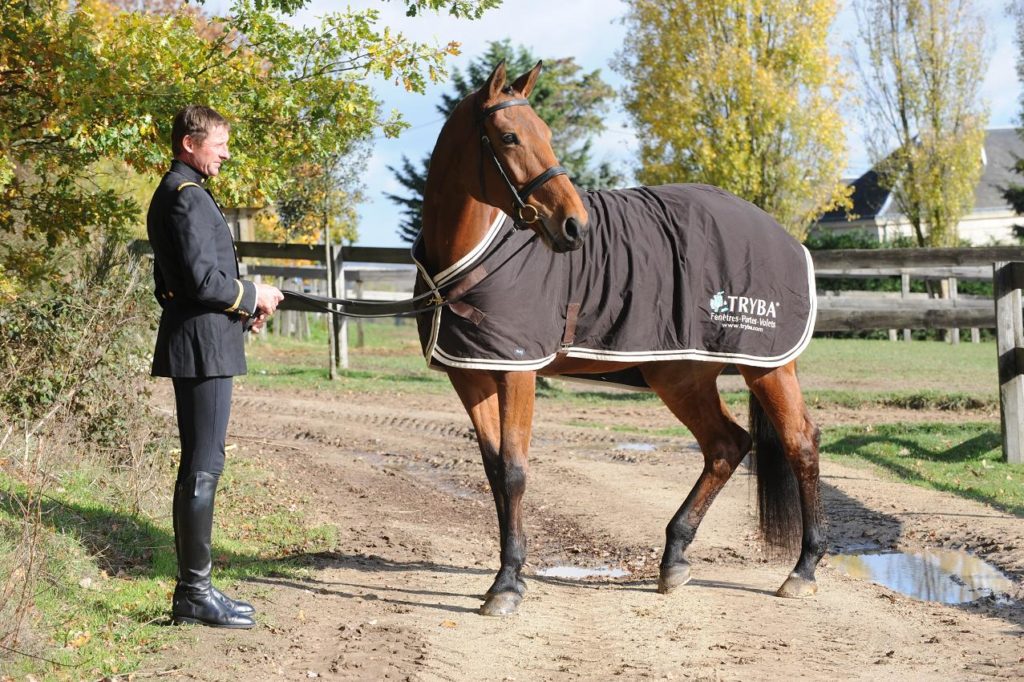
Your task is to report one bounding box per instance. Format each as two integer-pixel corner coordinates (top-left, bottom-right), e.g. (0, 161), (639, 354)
(171, 105), (229, 156)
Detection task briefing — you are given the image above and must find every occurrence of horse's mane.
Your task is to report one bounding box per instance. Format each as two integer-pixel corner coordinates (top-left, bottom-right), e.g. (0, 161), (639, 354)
(422, 90), (483, 226)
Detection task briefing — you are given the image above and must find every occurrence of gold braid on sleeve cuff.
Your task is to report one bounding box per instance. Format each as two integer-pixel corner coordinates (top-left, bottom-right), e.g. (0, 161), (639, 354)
(224, 280), (245, 314)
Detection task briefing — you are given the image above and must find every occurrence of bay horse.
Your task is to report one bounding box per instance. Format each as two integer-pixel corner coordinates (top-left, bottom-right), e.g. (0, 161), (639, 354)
(415, 61), (825, 616)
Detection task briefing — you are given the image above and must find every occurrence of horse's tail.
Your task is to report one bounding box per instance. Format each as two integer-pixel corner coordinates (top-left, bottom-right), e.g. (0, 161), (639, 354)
(748, 393), (802, 553)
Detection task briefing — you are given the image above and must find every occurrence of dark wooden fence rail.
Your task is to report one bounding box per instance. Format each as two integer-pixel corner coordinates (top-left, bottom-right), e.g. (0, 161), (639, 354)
(810, 246), (1024, 269)
(134, 241), (1024, 332)
(810, 246), (1024, 333)
(234, 241), (411, 264)
(235, 242), (1024, 333)
(133, 240), (1024, 461)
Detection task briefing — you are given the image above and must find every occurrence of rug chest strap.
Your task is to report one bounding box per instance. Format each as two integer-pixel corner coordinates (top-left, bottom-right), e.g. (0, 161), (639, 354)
(445, 264), (488, 326)
(561, 302), (581, 350)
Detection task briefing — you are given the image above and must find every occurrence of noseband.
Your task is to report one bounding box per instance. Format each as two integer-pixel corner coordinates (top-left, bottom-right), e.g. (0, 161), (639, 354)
(477, 98), (568, 225)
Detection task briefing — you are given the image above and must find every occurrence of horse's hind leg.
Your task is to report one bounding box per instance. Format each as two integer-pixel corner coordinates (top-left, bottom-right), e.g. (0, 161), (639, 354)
(739, 361), (826, 598)
(448, 368), (534, 616)
(642, 362), (752, 594)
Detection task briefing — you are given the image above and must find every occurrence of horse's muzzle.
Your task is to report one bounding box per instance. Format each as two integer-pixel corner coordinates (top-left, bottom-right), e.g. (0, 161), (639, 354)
(552, 215), (587, 252)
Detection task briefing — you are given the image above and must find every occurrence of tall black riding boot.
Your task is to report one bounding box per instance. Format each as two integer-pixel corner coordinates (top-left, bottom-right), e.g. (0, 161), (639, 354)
(172, 479), (255, 617)
(171, 471), (254, 628)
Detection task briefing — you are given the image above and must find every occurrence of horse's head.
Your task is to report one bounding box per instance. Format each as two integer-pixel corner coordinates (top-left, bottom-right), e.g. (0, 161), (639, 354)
(473, 61), (590, 253)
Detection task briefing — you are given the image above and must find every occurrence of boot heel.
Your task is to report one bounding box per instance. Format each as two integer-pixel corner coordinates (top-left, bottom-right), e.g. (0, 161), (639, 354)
(172, 610), (255, 629)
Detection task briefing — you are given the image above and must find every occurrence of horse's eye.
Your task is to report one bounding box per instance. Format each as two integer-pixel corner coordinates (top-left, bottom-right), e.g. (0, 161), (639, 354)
(501, 132), (519, 145)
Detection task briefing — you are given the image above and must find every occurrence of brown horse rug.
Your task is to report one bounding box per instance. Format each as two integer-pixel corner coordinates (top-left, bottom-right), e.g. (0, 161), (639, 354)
(413, 183), (816, 387)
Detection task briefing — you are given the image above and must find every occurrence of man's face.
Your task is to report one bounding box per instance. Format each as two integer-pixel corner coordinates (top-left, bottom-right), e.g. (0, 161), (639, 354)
(181, 125), (230, 177)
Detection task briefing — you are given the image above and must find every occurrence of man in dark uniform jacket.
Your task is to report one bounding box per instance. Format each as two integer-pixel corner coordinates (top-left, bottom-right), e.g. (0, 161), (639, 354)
(148, 105), (283, 629)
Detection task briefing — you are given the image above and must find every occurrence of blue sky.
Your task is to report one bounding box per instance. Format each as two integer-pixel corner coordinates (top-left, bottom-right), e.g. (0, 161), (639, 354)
(287, 0), (1020, 248)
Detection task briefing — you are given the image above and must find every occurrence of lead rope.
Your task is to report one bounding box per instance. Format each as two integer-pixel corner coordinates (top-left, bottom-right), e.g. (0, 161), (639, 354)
(281, 221), (521, 319)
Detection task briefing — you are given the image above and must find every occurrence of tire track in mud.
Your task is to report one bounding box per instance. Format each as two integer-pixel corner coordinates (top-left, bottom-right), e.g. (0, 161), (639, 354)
(240, 391), (694, 458)
(242, 393), (690, 577)
(235, 390), (1024, 589)
(162, 384), (1024, 680)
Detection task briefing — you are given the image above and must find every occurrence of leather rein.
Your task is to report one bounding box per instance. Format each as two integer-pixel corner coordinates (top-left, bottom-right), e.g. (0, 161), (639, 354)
(283, 97), (568, 319)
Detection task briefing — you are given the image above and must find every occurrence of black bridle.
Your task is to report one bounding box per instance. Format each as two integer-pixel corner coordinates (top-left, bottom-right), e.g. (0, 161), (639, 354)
(477, 97), (569, 226)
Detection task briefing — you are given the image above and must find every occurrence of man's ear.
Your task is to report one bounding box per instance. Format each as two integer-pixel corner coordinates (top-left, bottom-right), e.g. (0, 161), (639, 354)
(510, 61), (543, 98)
(181, 134), (196, 154)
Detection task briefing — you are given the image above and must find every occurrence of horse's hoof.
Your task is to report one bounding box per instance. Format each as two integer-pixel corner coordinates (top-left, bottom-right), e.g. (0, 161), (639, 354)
(483, 579), (526, 600)
(657, 564), (691, 594)
(480, 591), (522, 616)
(776, 573), (817, 598)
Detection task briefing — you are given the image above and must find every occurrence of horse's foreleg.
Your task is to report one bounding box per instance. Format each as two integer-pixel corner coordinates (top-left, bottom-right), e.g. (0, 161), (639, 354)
(644, 363), (751, 594)
(477, 370), (535, 616)
(447, 370), (508, 584)
(448, 369), (534, 616)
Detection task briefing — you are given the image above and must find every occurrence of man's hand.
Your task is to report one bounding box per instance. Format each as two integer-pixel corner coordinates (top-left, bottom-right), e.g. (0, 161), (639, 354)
(255, 283), (284, 316)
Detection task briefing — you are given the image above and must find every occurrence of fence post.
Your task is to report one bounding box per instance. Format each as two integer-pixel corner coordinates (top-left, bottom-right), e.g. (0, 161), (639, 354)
(354, 279), (365, 349)
(276, 276), (286, 338)
(994, 261), (1024, 464)
(325, 242), (338, 379)
(333, 244), (349, 370)
(947, 277), (960, 345)
(901, 272), (911, 341)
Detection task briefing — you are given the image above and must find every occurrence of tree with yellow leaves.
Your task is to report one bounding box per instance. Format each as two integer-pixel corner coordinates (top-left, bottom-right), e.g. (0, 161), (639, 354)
(0, 0), (495, 293)
(854, 0), (988, 247)
(614, 0), (850, 240)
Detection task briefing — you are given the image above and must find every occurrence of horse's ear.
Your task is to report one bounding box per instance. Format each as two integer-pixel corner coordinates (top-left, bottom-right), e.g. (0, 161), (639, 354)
(484, 60), (508, 100)
(510, 61), (543, 98)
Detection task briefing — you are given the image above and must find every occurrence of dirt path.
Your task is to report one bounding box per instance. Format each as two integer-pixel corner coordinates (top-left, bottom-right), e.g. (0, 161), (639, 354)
(148, 384), (1024, 681)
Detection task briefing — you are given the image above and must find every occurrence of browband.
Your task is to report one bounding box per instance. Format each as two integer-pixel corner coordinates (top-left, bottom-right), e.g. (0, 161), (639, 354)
(478, 98), (530, 121)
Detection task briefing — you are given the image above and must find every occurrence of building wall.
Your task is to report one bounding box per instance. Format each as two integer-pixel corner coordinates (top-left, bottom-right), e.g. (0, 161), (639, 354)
(876, 210), (1021, 246)
(813, 209), (1021, 246)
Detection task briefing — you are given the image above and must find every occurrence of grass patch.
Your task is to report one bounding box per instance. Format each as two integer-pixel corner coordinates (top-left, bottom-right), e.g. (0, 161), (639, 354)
(243, 321), (448, 393)
(804, 390), (998, 412)
(244, 324), (1000, 410)
(821, 422), (1024, 516)
(539, 384), (996, 414)
(1, 469), (173, 678)
(800, 338), (996, 394)
(0, 444), (337, 679)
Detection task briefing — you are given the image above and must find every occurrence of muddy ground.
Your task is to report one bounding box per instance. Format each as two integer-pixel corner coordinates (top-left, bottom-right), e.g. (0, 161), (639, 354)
(144, 380), (1024, 681)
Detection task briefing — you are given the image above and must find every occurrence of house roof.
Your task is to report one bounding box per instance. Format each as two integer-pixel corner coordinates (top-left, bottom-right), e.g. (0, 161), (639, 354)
(819, 128), (1024, 223)
(978, 128), (1024, 210)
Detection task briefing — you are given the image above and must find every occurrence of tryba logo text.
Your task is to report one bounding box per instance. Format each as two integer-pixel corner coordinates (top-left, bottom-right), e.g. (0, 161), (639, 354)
(709, 290), (779, 318)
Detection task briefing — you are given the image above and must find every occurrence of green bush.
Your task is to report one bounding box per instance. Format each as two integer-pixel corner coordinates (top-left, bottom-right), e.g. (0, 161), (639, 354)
(0, 237), (156, 452)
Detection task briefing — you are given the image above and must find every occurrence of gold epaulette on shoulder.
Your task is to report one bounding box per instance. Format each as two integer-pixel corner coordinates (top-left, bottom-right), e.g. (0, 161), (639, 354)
(177, 181), (202, 191)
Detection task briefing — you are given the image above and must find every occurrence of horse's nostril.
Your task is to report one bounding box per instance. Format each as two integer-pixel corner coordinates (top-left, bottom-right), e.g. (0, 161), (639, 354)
(564, 217), (581, 241)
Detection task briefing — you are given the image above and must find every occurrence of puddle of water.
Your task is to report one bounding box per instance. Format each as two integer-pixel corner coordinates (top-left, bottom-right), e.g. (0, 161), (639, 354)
(535, 565), (630, 580)
(830, 548), (1015, 605)
(355, 451), (482, 500)
(616, 442), (656, 452)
